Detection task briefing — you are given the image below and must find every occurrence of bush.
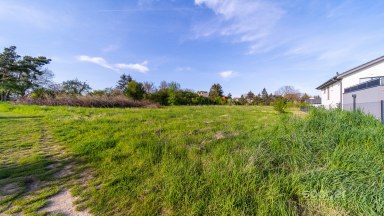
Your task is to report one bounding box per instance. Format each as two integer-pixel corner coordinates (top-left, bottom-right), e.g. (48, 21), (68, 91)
(17, 95), (159, 108)
(31, 88), (56, 99)
(273, 97), (287, 113)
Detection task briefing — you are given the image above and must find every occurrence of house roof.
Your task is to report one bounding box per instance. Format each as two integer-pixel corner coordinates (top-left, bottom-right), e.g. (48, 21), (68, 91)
(316, 55), (384, 90)
(316, 76), (340, 90)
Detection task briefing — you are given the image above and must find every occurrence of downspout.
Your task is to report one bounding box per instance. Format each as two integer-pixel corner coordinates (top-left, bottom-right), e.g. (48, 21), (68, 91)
(340, 80), (343, 110)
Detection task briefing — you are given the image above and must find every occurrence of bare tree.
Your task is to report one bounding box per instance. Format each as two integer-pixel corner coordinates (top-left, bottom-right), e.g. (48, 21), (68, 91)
(159, 81), (168, 91)
(276, 86), (301, 102)
(143, 81), (156, 94)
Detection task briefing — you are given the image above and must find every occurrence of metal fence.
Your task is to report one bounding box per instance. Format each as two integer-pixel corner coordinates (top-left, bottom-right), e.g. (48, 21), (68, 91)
(344, 78), (382, 93)
(343, 101), (384, 123)
(300, 106), (313, 113)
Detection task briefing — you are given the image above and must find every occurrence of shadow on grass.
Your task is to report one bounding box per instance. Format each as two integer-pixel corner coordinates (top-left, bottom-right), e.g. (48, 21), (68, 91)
(0, 116), (43, 120)
(0, 155), (86, 215)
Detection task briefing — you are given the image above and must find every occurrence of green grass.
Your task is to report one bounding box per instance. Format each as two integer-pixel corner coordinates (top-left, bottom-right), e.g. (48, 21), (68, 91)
(1, 103), (384, 215)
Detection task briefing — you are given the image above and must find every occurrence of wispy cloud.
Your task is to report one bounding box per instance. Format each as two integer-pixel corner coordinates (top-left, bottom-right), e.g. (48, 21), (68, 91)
(0, 3), (49, 28)
(77, 55), (149, 73)
(175, 66), (192, 72)
(193, 0), (284, 54)
(0, 2), (70, 28)
(102, 44), (120, 53)
(283, 29), (384, 65)
(219, 70), (237, 78)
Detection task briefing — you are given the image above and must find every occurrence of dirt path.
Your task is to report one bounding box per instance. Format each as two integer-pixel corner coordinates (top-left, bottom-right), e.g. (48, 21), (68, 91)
(0, 116), (92, 215)
(40, 190), (92, 216)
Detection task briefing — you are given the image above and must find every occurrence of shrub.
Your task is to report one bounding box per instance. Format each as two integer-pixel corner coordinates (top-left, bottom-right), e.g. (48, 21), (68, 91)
(17, 95), (159, 108)
(31, 88), (56, 99)
(273, 97), (287, 113)
(125, 81), (145, 100)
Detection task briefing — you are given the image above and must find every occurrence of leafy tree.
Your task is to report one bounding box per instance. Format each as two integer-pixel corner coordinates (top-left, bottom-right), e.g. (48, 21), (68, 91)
(62, 79), (91, 95)
(146, 89), (169, 105)
(192, 95), (213, 105)
(0, 46), (51, 100)
(237, 95), (247, 105)
(209, 83), (223, 98)
(246, 91), (255, 101)
(168, 81), (181, 91)
(116, 74), (132, 90)
(227, 93), (232, 99)
(125, 80), (145, 100)
(168, 88), (177, 105)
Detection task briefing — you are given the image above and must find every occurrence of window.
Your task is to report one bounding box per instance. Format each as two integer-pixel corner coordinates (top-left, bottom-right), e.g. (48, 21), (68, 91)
(327, 87), (330, 100)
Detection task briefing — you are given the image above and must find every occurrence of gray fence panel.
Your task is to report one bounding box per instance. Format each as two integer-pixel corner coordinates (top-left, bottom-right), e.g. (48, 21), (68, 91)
(344, 102), (382, 120)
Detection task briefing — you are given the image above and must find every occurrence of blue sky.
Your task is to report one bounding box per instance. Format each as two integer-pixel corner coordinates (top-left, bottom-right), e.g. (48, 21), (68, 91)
(1, 0), (384, 97)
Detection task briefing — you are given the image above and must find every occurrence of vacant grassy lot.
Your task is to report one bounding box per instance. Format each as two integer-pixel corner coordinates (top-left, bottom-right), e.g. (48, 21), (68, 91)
(1, 103), (384, 215)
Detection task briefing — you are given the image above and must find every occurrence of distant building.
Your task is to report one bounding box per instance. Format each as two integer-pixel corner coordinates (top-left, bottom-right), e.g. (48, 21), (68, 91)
(305, 98), (322, 107)
(196, 91), (209, 97)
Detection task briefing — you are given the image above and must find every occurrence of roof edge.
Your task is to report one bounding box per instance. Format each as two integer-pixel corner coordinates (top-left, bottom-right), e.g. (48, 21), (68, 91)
(316, 76), (340, 90)
(316, 55), (384, 90)
(337, 55), (384, 79)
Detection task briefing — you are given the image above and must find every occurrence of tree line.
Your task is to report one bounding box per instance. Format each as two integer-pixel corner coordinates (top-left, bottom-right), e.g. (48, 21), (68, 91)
(0, 46), (317, 107)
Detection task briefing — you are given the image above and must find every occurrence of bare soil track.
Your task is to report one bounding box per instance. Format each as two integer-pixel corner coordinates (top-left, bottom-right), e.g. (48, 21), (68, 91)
(0, 115), (92, 215)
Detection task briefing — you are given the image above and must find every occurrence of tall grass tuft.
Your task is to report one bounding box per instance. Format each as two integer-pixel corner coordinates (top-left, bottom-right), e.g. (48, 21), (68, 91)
(266, 108), (384, 214)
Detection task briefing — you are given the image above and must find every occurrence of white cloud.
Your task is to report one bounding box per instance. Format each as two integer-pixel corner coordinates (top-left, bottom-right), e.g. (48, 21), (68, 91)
(219, 70), (236, 78)
(115, 61), (149, 73)
(193, 0), (284, 53)
(77, 55), (116, 70)
(77, 55), (149, 73)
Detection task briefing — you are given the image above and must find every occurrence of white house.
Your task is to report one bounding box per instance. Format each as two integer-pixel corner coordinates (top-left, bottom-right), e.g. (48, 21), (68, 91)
(196, 91), (209, 97)
(316, 56), (384, 110)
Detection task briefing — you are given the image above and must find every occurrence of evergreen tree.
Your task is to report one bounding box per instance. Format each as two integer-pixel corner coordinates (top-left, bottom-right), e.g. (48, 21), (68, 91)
(0, 46), (51, 100)
(261, 88), (269, 105)
(116, 74), (132, 90)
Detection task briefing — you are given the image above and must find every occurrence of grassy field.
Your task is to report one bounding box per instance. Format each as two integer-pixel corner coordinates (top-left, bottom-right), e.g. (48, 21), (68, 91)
(0, 103), (384, 215)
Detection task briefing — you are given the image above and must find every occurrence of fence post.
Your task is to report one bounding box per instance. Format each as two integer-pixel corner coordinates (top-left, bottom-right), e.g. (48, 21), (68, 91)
(381, 100), (384, 123)
(352, 94), (356, 112)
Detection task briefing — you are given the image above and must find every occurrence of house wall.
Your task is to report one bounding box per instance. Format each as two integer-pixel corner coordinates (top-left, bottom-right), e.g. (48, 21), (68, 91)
(340, 61), (384, 109)
(343, 85), (384, 120)
(320, 81), (341, 109)
(341, 62), (384, 89)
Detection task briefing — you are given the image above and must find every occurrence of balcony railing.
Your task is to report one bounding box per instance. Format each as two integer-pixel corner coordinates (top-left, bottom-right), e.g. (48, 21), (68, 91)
(344, 77), (384, 93)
